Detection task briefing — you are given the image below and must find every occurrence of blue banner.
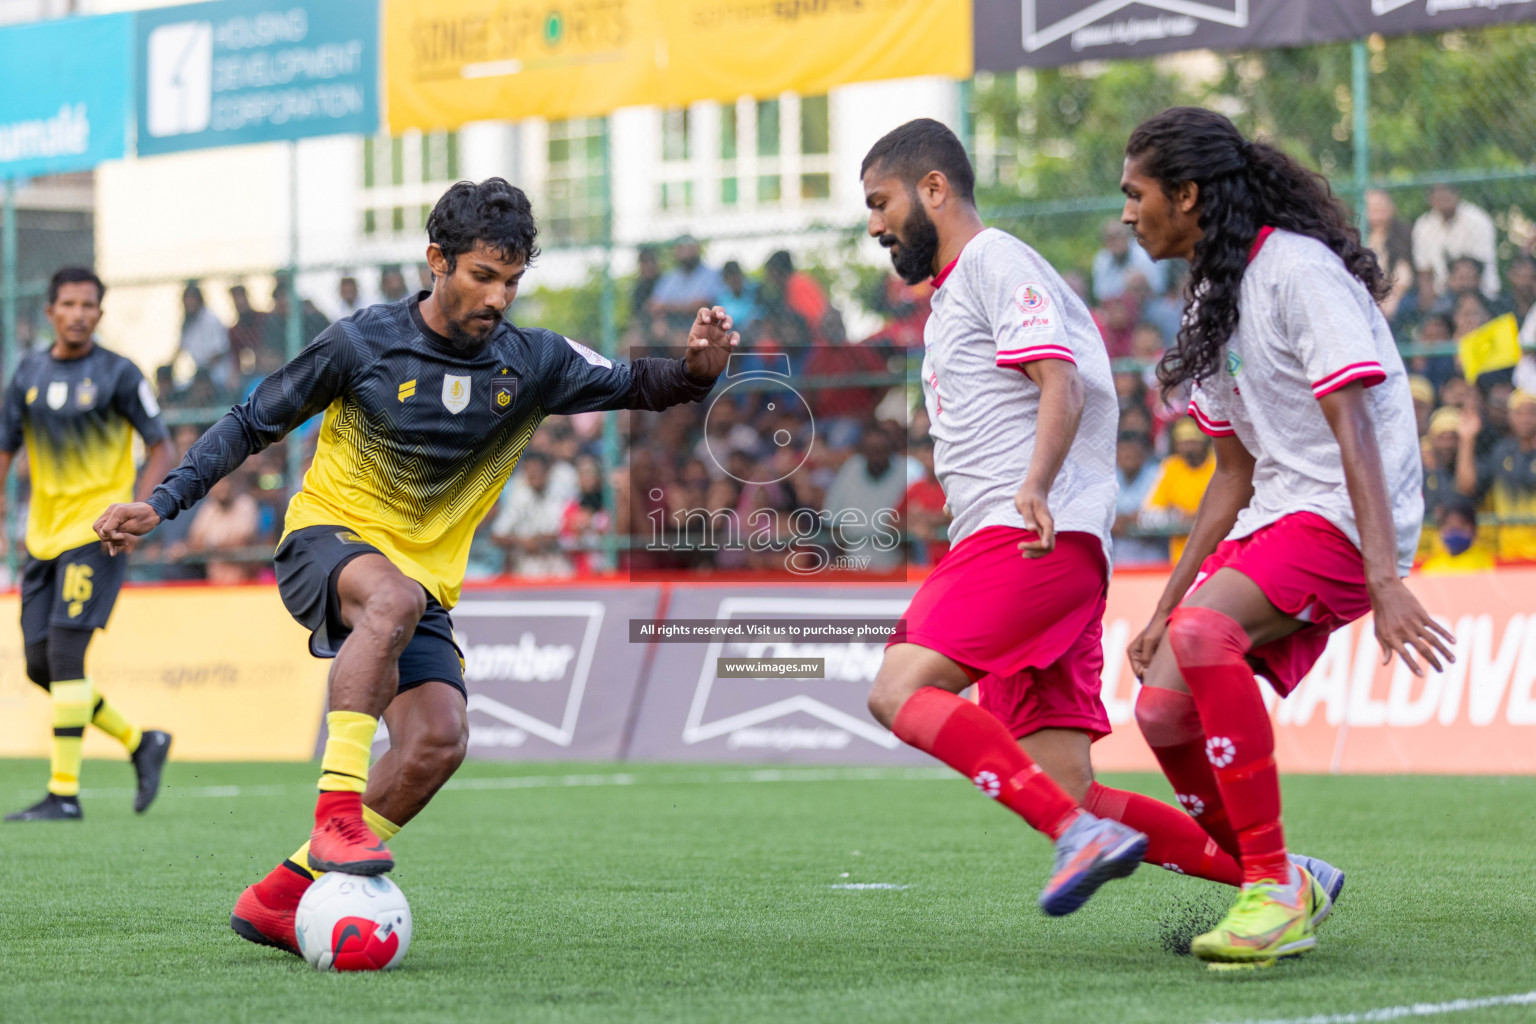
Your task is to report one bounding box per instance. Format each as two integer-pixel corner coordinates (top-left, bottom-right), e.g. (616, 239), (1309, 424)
(0, 14), (133, 180)
(135, 0), (378, 156)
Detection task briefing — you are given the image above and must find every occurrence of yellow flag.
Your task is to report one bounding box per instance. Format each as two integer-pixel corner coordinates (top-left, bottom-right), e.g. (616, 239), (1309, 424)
(1459, 313), (1521, 382)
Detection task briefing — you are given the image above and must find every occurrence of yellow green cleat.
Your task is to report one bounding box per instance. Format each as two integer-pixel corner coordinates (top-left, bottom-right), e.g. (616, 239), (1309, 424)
(1191, 866), (1319, 964)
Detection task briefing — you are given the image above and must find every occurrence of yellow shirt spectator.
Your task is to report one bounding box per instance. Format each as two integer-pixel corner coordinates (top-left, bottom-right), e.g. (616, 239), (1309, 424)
(1140, 418), (1216, 564)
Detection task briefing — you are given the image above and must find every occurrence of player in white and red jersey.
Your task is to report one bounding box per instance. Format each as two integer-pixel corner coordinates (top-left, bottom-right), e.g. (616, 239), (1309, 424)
(1119, 107), (1454, 966)
(860, 120), (1268, 917)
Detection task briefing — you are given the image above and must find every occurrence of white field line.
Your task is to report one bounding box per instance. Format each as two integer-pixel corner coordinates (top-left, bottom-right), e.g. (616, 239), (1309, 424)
(54, 766), (952, 801)
(828, 883), (910, 890)
(1211, 990), (1536, 1024)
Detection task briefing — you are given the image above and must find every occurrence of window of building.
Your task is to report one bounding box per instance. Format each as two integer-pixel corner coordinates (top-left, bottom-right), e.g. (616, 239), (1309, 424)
(361, 130), (459, 237)
(545, 117), (608, 245)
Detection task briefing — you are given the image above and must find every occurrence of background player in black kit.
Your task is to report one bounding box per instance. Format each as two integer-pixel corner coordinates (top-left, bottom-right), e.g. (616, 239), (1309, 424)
(95, 178), (738, 956)
(2, 267), (174, 822)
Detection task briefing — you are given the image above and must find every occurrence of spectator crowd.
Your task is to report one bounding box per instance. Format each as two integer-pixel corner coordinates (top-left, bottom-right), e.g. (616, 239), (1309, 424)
(9, 182), (1536, 581)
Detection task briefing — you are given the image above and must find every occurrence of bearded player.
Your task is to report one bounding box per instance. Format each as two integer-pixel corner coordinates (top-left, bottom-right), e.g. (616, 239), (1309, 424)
(861, 119), (1294, 916)
(2, 267), (173, 822)
(95, 179), (736, 955)
(1119, 108), (1452, 966)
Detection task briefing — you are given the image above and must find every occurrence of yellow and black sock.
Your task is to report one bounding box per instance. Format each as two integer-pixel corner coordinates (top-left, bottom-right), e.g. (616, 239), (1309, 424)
(316, 710), (378, 794)
(288, 805), (402, 879)
(90, 695), (141, 754)
(48, 679), (94, 798)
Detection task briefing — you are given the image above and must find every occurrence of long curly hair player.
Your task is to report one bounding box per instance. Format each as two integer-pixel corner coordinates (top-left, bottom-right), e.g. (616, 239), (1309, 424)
(1120, 106), (1452, 969)
(1125, 106), (1388, 394)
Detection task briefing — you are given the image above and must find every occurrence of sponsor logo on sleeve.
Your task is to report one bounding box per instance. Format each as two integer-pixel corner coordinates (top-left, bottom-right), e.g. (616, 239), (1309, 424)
(564, 337), (613, 369)
(138, 378), (161, 417)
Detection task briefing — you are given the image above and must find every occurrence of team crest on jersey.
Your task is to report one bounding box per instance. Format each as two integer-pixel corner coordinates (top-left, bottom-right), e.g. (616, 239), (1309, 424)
(75, 378), (96, 409)
(1013, 282), (1049, 315)
(1227, 351), (1242, 376)
(491, 378), (517, 416)
(442, 374), (471, 414)
(45, 381), (67, 410)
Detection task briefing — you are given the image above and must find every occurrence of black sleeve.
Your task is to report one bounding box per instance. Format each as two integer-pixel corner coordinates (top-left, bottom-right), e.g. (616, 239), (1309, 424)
(147, 323), (356, 521)
(0, 368), (25, 455)
(539, 331), (715, 415)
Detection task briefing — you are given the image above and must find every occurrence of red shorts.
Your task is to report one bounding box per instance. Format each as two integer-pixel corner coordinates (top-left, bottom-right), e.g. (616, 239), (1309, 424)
(889, 525), (1111, 740)
(1189, 511), (1372, 695)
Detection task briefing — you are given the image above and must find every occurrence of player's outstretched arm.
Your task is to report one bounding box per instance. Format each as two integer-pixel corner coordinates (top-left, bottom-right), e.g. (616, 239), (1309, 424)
(682, 306), (740, 380)
(1013, 359), (1085, 559)
(1319, 382), (1455, 676)
(1128, 434), (1255, 677)
(95, 502), (162, 556)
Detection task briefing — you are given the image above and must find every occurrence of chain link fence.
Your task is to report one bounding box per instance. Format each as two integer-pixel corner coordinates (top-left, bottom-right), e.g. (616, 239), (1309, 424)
(2, 22), (1534, 582)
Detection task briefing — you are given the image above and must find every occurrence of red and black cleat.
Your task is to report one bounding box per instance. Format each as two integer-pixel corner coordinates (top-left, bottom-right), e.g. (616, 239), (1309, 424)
(308, 791), (394, 876)
(230, 861), (313, 956)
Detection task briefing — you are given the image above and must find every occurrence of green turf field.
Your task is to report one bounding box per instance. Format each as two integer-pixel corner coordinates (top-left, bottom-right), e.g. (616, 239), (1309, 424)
(2, 759), (1533, 1024)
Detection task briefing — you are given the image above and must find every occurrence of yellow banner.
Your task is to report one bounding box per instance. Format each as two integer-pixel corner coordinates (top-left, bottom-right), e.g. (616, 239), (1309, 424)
(1459, 312), (1522, 382)
(386, 0), (974, 130)
(0, 588), (328, 762)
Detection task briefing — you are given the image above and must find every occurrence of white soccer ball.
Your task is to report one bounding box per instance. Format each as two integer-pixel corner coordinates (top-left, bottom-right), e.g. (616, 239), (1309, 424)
(294, 872), (412, 971)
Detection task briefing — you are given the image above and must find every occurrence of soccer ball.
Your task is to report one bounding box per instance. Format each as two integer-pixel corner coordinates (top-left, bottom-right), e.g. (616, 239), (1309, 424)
(294, 872), (412, 971)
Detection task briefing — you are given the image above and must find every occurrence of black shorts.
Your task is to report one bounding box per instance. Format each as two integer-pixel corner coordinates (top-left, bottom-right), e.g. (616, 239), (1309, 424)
(20, 540), (127, 644)
(274, 525), (466, 698)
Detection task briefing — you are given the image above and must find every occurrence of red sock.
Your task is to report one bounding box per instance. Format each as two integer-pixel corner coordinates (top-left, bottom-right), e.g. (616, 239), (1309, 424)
(1167, 607), (1289, 887)
(315, 789), (363, 828)
(255, 859), (314, 907)
(1084, 782), (1241, 886)
(1134, 685), (1240, 859)
(892, 686), (1080, 839)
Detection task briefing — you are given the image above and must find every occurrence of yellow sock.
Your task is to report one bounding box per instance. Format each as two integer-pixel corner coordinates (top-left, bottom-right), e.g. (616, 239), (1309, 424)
(316, 710), (377, 794)
(48, 679), (94, 797)
(290, 806), (401, 879)
(91, 695), (141, 754)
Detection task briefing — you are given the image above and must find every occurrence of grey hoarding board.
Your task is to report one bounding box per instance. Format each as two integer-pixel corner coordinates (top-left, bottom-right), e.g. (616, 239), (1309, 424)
(976, 1), (1536, 73)
(625, 585), (933, 764)
(452, 586), (661, 761)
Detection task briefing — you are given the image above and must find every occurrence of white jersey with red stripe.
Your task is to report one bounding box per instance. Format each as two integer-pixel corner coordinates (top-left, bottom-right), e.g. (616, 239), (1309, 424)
(1188, 228), (1422, 574)
(921, 227), (1117, 554)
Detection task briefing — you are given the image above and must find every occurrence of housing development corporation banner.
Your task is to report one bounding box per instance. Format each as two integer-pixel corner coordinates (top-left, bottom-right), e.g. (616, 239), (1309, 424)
(1, 571), (1534, 772)
(975, 0), (1536, 72)
(385, 0), (973, 130)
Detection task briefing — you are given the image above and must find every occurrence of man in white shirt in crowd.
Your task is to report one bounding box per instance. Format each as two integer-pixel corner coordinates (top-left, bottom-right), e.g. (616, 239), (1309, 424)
(491, 451), (578, 578)
(1412, 183), (1499, 307)
(1091, 219), (1166, 301)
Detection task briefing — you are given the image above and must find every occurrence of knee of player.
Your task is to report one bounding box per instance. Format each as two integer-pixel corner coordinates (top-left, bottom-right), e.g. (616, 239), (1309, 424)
(866, 680), (902, 728)
(1164, 606), (1248, 668)
(405, 720), (467, 779)
(1134, 684), (1201, 747)
(24, 643), (50, 689)
(364, 585), (427, 647)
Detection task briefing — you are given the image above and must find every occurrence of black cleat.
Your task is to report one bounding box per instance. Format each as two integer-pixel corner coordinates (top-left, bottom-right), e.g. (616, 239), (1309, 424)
(131, 730), (173, 813)
(5, 792), (83, 821)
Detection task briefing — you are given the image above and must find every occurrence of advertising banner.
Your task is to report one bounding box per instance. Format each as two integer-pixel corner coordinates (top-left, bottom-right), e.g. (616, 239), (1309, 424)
(449, 585), (662, 760)
(0, 13), (132, 179)
(0, 587), (328, 762)
(625, 584), (932, 764)
(135, 0), (379, 157)
(976, 1), (1536, 73)
(385, 0), (972, 131)
(1091, 567), (1536, 775)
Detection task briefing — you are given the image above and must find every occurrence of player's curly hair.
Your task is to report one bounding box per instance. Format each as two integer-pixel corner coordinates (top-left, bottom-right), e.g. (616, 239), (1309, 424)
(427, 177), (541, 272)
(1126, 107), (1386, 395)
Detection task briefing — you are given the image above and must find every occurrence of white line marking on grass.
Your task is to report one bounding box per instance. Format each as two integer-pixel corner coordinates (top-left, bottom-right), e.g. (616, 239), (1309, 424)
(56, 767), (952, 802)
(828, 883), (909, 890)
(1212, 990), (1536, 1024)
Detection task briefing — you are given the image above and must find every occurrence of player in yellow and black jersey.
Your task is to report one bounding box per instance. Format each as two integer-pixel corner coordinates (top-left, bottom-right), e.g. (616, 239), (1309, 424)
(96, 179), (737, 956)
(2, 267), (174, 822)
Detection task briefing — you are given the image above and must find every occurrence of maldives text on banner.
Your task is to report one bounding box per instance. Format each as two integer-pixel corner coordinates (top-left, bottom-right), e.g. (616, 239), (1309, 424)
(386, 0), (973, 131)
(0, 588), (328, 761)
(0, 13), (132, 180)
(135, 0), (379, 157)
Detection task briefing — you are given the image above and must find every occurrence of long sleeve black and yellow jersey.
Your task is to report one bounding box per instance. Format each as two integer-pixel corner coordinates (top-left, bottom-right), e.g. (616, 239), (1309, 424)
(0, 344), (169, 560)
(148, 294), (715, 608)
